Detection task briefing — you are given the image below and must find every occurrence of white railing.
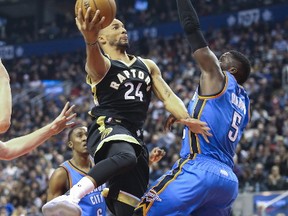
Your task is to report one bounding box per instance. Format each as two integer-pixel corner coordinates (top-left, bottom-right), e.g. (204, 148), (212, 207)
(259, 191), (288, 216)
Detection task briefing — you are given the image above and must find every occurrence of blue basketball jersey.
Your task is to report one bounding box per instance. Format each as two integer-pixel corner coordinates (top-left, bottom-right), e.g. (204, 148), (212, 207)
(181, 72), (250, 168)
(61, 161), (106, 216)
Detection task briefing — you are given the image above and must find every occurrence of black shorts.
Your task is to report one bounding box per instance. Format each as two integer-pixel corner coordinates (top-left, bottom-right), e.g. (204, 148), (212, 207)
(87, 116), (144, 161)
(87, 115), (150, 201)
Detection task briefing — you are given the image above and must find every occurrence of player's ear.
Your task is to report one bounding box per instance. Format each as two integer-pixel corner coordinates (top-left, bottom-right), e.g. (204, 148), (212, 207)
(229, 67), (238, 74)
(67, 141), (73, 149)
(98, 35), (106, 45)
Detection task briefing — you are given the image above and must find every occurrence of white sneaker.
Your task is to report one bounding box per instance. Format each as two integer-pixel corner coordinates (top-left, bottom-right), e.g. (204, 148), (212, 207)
(42, 195), (82, 216)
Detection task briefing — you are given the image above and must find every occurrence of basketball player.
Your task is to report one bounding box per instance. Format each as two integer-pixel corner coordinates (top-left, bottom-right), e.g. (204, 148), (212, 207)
(44, 125), (165, 216)
(45, 125), (107, 216)
(42, 7), (211, 216)
(0, 60), (77, 161)
(134, 0), (251, 215)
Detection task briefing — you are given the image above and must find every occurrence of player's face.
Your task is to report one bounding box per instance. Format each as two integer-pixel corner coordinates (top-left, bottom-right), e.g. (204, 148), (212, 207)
(69, 127), (88, 154)
(103, 19), (129, 49)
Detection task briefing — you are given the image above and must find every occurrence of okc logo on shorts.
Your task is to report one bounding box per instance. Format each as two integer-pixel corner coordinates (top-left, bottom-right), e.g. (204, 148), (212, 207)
(144, 189), (162, 202)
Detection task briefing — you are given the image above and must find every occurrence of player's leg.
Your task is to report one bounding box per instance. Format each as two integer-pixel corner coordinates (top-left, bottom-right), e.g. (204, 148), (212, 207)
(134, 158), (205, 216)
(88, 141), (139, 186)
(192, 172), (238, 216)
(104, 145), (149, 216)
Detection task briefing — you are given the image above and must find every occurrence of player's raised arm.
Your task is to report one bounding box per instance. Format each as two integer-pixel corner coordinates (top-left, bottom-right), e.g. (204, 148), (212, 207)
(176, 0), (224, 95)
(75, 8), (110, 83)
(0, 59), (12, 133)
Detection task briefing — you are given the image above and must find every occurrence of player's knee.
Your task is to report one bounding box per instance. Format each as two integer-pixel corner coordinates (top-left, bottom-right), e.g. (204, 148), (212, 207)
(112, 152), (137, 170)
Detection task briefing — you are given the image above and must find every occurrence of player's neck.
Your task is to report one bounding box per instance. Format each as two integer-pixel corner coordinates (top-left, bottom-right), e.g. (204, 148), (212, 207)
(107, 49), (132, 63)
(70, 155), (91, 171)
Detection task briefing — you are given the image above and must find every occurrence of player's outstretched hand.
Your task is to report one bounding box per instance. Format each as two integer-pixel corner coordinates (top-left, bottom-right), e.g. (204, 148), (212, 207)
(177, 118), (212, 143)
(149, 147), (166, 166)
(49, 102), (77, 136)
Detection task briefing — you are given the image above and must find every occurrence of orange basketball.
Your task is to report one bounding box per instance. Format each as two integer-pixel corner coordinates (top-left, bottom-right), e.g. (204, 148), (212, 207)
(75, 0), (117, 28)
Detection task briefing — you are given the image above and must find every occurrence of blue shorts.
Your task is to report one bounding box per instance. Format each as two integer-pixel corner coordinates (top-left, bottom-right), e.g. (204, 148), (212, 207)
(134, 154), (238, 216)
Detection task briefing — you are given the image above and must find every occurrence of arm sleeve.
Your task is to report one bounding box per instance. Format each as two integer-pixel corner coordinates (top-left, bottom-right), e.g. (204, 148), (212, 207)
(176, 0), (208, 52)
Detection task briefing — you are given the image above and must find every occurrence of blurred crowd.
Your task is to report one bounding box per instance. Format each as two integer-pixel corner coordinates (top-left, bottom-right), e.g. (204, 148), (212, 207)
(0, 2), (288, 216)
(1, 0), (287, 45)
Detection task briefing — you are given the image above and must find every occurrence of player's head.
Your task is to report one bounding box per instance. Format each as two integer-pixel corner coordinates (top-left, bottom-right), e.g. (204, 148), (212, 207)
(219, 50), (251, 85)
(67, 125), (88, 154)
(98, 19), (129, 51)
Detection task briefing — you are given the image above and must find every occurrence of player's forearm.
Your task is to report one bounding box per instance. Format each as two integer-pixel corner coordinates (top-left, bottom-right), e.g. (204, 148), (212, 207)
(164, 95), (189, 120)
(0, 78), (11, 133)
(176, 0), (207, 52)
(2, 123), (54, 160)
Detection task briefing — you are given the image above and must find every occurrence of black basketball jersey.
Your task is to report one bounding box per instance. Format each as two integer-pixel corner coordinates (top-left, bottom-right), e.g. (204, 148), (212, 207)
(87, 55), (152, 128)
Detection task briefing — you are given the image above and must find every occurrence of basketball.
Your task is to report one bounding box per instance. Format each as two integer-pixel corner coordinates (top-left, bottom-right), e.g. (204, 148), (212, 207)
(75, 0), (117, 28)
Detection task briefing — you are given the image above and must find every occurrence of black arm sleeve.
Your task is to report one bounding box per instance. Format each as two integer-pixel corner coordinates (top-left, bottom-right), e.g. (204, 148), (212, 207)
(176, 0), (208, 52)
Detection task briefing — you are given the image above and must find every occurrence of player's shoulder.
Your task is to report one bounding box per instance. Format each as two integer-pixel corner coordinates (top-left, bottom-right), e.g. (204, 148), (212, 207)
(51, 166), (68, 180)
(137, 57), (158, 74)
(138, 57), (155, 65)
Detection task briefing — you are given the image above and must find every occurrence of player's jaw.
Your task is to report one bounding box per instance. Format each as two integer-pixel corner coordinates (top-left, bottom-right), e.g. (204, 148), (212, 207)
(110, 38), (129, 50)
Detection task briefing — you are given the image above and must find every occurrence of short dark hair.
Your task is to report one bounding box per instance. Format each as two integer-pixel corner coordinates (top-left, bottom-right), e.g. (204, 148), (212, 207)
(67, 125), (83, 142)
(229, 50), (251, 84)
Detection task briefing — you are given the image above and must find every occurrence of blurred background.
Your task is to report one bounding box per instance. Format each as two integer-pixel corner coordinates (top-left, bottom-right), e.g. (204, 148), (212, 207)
(0, 0), (287, 215)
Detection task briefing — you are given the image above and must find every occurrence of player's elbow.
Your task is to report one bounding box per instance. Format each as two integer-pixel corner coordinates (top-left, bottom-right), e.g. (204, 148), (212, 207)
(0, 145), (14, 161)
(0, 118), (11, 134)
(0, 154), (14, 161)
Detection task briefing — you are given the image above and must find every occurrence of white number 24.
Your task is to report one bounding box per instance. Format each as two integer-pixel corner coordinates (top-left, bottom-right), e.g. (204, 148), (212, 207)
(124, 82), (143, 101)
(228, 111), (242, 142)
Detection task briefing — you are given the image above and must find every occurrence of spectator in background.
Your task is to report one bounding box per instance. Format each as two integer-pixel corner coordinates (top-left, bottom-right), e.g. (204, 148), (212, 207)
(267, 165), (287, 191)
(249, 163), (268, 192)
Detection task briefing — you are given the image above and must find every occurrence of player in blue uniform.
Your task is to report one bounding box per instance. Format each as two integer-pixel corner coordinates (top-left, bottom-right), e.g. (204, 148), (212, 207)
(44, 126), (106, 216)
(134, 0), (251, 215)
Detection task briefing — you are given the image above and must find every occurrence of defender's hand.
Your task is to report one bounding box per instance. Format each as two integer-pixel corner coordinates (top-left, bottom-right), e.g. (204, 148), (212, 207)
(177, 118), (212, 143)
(164, 114), (177, 132)
(49, 102), (77, 136)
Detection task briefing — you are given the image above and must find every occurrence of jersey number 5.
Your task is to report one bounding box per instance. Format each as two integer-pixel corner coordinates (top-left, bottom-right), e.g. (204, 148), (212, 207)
(228, 111), (242, 142)
(124, 82), (144, 101)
